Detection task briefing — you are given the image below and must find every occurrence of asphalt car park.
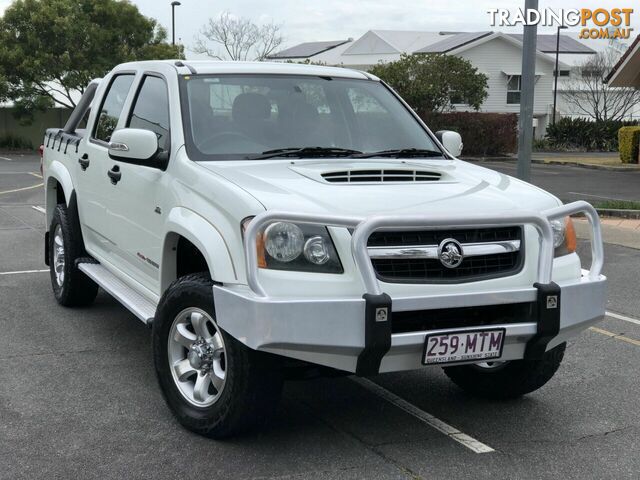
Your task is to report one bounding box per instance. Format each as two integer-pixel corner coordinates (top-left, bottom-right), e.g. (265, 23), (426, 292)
(474, 159), (640, 204)
(1, 153), (639, 479)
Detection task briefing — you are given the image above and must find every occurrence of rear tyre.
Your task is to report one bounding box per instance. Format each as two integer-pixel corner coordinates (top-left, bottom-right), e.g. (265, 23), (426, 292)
(49, 204), (98, 307)
(153, 273), (284, 438)
(443, 342), (566, 399)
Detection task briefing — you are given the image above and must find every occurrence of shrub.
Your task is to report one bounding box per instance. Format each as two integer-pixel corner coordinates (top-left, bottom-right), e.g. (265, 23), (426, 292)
(371, 54), (488, 112)
(0, 133), (33, 150)
(533, 138), (551, 151)
(545, 117), (638, 151)
(420, 112), (517, 156)
(618, 126), (640, 163)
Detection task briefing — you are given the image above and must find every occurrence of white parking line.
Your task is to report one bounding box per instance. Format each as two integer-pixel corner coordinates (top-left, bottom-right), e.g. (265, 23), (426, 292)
(606, 311), (640, 327)
(0, 269), (49, 276)
(0, 182), (44, 196)
(352, 377), (495, 454)
(0, 156), (13, 162)
(31, 205), (46, 214)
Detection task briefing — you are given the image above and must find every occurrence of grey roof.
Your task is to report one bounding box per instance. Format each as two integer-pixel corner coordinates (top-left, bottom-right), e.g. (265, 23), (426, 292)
(507, 34), (595, 53)
(415, 32), (492, 53)
(268, 40), (350, 59)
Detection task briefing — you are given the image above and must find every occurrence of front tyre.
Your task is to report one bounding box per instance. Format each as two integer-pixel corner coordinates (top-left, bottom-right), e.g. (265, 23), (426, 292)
(49, 204), (98, 306)
(443, 342), (566, 399)
(152, 273), (283, 438)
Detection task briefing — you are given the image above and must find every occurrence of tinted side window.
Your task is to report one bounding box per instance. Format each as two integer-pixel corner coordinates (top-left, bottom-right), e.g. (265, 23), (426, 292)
(128, 76), (170, 152)
(94, 75), (135, 142)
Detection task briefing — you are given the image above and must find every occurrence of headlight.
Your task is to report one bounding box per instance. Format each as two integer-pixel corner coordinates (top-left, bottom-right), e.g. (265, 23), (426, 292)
(304, 236), (331, 265)
(242, 218), (343, 273)
(264, 222), (304, 262)
(550, 219), (565, 248)
(551, 217), (577, 257)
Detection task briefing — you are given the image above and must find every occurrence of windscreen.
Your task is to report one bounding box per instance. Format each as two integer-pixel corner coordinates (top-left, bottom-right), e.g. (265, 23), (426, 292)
(181, 74), (441, 160)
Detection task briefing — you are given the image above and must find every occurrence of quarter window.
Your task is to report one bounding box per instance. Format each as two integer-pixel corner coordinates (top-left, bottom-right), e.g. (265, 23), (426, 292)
(93, 74), (135, 142)
(507, 75), (521, 104)
(128, 76), (171, 152)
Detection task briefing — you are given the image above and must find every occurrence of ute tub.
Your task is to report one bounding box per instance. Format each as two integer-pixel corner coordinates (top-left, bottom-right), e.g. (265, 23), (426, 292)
(213, 201), (606, 373)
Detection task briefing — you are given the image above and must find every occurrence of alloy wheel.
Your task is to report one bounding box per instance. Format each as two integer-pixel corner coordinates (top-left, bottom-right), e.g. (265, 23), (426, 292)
(168, 308), (227, 407)
(52, 224), (65, 287)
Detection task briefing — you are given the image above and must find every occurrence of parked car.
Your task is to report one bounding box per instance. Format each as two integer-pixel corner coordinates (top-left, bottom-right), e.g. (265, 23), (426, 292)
(42, 60), (606, 438)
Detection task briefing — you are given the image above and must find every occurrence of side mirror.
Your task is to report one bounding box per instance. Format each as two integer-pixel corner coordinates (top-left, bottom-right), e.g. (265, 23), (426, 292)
(435, 130), (463, 157)
(108, 128), (163, 168)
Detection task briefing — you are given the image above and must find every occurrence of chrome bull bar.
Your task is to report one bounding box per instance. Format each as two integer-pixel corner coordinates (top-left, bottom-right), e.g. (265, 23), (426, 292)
(243, 200), (604, 298)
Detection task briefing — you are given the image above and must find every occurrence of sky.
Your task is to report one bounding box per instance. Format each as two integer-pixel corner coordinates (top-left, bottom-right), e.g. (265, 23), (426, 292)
(0, 0), (637, 57)
(132, 0), (639, 52)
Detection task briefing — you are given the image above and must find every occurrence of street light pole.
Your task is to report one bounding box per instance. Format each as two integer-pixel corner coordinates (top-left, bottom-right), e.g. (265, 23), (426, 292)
(171, 1), (181, 46)
(552, 25), (568, 126)
(516, 0), (539, 182)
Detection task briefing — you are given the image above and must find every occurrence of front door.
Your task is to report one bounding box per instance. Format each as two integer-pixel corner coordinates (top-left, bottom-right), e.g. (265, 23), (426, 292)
(103, 74), (173, 294)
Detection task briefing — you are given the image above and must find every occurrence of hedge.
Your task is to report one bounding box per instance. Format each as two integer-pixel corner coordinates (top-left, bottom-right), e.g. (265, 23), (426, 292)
(420, 112), (518, 156)
(0, 133), (32, 150)
(618, 126), (640, 163)
(545, 117), (639, 151)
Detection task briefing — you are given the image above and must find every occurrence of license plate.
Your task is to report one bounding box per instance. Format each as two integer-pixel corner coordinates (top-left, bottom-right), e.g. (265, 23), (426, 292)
(422, 328), (506, 365)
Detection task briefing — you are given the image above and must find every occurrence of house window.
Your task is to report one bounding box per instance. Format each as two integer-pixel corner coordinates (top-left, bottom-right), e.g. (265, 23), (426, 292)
(582, 67), (600, 78)
(507, 75), (521, 104)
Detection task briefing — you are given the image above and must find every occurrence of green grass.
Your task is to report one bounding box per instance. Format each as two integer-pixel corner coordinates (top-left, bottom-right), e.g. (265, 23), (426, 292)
(593, 200), (640, 210)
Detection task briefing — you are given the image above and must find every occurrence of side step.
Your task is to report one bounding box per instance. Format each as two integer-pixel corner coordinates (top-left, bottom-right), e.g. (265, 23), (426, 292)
(78, 262), (156, 324)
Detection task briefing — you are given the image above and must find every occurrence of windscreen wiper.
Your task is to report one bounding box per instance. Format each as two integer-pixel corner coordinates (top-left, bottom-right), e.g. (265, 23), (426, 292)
(352, 148), (445, 159)
(247, 147), (362, 160)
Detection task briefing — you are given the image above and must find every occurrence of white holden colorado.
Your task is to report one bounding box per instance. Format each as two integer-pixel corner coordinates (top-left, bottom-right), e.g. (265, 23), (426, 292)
(42, 60), (606, 438)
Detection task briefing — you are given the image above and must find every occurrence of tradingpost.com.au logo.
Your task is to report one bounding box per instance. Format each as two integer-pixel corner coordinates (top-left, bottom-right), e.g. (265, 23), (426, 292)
(487, 8), (634, 39)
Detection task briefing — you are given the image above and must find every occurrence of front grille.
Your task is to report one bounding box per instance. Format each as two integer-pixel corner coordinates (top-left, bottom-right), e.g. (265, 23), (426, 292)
(368, 226), (521, 247)
(391, 303), (535, 333)
(368, 227), (523, 283)
(322, 169), (441, 183)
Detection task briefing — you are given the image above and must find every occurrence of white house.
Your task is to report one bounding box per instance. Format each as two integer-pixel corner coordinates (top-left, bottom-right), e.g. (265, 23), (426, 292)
(553, 37), (640, 121)
(270, 30), (602, 136)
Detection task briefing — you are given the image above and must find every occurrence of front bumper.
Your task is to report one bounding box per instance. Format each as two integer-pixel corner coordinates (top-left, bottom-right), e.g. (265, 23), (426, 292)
(213, 273), (606, 373)
(213, 201), (607, 374)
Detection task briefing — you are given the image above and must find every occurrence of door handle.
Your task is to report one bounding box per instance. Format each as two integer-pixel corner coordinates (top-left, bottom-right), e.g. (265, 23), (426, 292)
(107, 165), (121, 185)
(78, 154), (90, 171)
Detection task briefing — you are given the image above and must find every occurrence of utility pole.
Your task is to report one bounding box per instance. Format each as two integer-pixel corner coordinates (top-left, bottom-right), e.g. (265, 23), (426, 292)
(516, 0), (539, 182)
(171, 1), (181, 46)
(552, 25), (568, 125)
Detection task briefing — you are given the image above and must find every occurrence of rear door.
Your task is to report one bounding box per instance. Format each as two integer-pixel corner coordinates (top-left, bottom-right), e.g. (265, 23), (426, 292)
(78, 73), (136, 259)
(103, 74), (172, 293)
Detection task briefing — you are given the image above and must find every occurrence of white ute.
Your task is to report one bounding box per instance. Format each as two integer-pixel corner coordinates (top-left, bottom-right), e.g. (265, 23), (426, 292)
(42, 60), (607, 438)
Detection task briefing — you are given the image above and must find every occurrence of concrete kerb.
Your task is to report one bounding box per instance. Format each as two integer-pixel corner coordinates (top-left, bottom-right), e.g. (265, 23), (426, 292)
(532, 159), (640, 172)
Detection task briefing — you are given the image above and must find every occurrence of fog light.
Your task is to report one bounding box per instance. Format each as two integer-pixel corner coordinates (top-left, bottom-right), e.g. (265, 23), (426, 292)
(304, 236), (330, 265)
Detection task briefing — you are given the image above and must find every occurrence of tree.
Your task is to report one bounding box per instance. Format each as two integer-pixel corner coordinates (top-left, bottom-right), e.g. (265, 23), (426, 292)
(561, 49), (640, 122)
(193, 12), (283, 61)
(369, 53), (489, 113)
(0, 0), (183, 116)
